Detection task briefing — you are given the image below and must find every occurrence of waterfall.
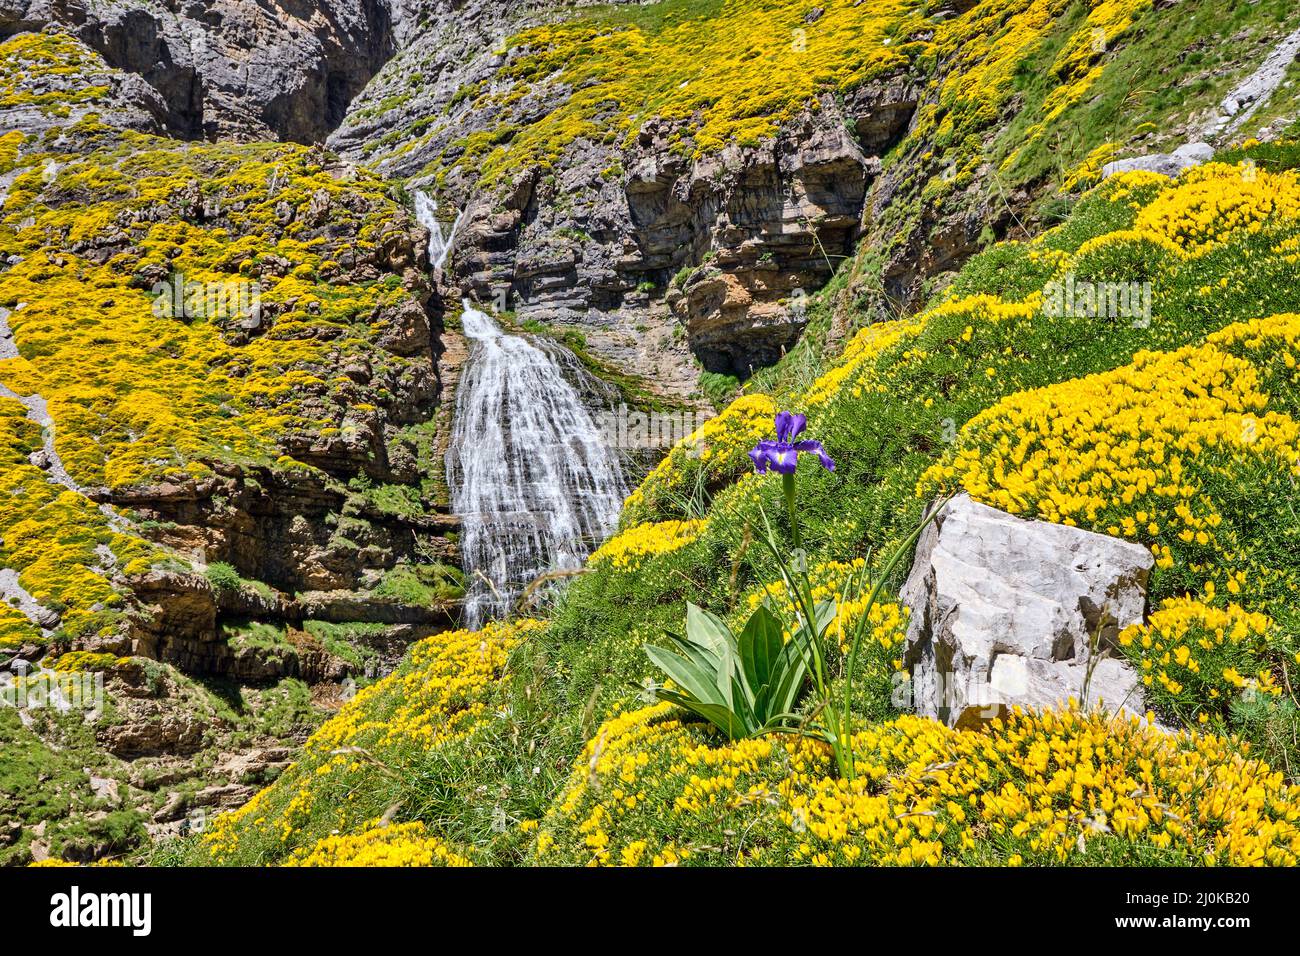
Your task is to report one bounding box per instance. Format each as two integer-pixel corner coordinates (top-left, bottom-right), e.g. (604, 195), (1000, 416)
(446, 299), (627, 628)
(413, 190), (464, 271)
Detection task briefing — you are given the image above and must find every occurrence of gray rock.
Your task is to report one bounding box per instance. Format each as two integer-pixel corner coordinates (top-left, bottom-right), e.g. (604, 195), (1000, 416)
(0, 0), (397, 141)
(1102, 142), (1213, 179)
(1205, 27), (1300, 141)
(901, 494), (1154, 728)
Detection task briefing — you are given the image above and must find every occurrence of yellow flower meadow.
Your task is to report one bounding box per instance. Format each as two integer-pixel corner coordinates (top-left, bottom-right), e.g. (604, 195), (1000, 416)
(589, 519), (709, 570)
(286, 821), (473, 868)
(537, 703), (1300, 867)
(201, 619), (543, 864)
(920, 314), (1300, 541)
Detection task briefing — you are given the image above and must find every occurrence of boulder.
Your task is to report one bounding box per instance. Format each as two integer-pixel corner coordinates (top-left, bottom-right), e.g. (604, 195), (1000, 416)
(901, 494), (1154, 728)
(1102, 142), (1213, 179)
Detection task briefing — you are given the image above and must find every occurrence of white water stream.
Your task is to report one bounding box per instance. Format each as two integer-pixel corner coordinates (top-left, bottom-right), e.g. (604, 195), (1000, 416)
(413, 190), (464, 271)
(445, 299), (626, 628)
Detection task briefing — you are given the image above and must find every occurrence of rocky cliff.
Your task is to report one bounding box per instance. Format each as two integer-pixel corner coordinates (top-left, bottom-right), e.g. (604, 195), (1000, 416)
(0, 0), (396, 141)
(0, 29), (456, 862)
(326, 0), (1300, 394)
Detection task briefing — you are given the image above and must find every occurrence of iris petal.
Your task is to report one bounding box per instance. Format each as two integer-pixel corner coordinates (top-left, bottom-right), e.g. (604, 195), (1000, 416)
(794, 439), (836, 472)
(774, 411), (806, 443)
(769, 445), (798, 475)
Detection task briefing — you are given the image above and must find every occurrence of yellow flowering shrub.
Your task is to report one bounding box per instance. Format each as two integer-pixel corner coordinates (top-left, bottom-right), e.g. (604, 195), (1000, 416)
(802, 318), (919, 409)
(0, 423), (160, 644)
(286, 821), (473, 868)
(536, 703), (1300, 866)
(1040, 0), (1150, 122)
(622, 393), (775, 524)
(1062, 141), (1120, 192)
(310, 620), (542, 754)
(433, 0), (930, 183)
(921, 321), (1298, 528)
(0, 32), (109, 117)
(1120, 598), (1283, 724)
(1134, 163), (1300, 253)
(49, 651), (124, 672)
(588, 519), (708, 570)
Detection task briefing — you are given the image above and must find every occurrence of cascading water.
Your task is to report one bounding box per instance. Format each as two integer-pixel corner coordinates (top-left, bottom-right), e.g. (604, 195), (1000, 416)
(413, 190), (464, 271)
(446, 299), (627, 628)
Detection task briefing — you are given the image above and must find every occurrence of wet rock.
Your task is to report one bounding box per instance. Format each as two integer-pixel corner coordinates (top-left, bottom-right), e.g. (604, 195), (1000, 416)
(901, 494), (1154, 728)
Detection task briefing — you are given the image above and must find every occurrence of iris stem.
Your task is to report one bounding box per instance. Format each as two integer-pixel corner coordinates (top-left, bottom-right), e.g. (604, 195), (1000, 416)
(782, 472), (802, 553)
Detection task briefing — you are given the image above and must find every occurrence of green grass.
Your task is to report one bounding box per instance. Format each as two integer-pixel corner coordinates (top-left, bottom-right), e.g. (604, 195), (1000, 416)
(698, 370), (740, 411)
(303, 620), (389, 669)
(373, 562), (464, 605)
(0, 708), (145, 865)
(994, 0), (1300, 194)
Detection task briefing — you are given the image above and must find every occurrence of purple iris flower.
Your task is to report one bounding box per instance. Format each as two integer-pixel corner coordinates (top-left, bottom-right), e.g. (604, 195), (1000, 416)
(748, 411), (835, 475)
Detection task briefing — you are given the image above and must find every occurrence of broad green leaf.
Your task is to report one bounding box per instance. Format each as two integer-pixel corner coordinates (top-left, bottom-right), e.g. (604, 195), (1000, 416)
(811, 599), (837, 638)
(644, 645), (728, 707)
(686, 603), (735, 660)
(654, 689), (749, 740)
(769, 640), (810, 717)
(738, 604), (784, 699)
(685, 603), (738, 711)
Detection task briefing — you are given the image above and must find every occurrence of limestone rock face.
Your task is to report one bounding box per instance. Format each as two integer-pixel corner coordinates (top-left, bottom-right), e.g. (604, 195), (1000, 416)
(327, 2), (921, 383)
(0, 0), (396, 141)
(900, 495), (1154, 728)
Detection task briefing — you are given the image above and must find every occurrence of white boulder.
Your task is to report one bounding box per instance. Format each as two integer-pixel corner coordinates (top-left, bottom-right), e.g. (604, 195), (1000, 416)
(900, 494), (1154, 728)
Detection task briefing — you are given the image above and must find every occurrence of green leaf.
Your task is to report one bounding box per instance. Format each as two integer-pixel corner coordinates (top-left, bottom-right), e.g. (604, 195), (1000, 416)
(810, 599), (837, 638)
(768, 640), (810, 718)
(685, 603), (738, 711)
(738, 604), (784, 710)
(644, 645), (728, 708)
(654, 689), (749, 740)
(686, 603), (735, 660)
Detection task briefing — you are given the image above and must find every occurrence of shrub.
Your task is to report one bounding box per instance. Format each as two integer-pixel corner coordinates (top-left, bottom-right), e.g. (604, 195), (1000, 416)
(204, 562), (242, 593)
